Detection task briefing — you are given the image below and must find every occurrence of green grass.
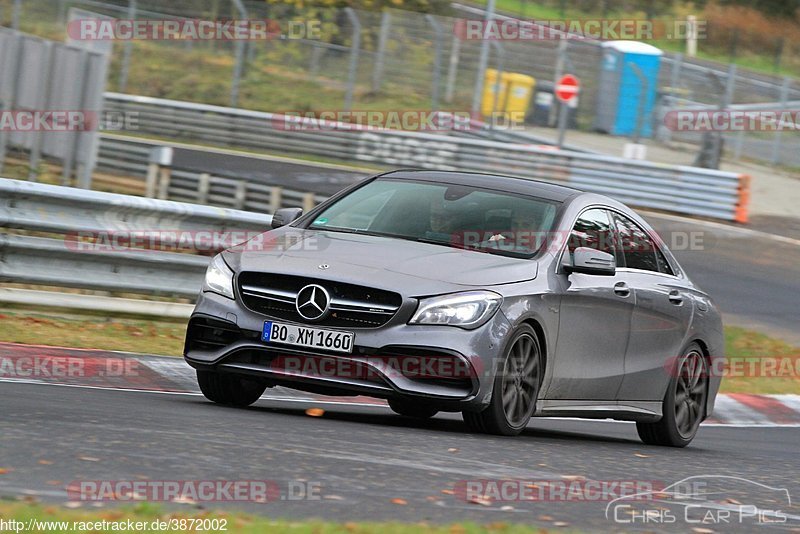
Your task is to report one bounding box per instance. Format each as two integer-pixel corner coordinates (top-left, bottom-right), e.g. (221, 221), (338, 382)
(0, 308), (187, 356)
(0, 502), (558, 534)
(0, 308), (797, 394)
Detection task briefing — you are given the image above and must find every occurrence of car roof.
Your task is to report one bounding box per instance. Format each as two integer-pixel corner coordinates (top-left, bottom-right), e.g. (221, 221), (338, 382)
(380, 169), (583, 202)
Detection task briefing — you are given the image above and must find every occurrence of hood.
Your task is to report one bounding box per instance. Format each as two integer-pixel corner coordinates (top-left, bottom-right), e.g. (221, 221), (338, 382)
(224, 227), (537, 294)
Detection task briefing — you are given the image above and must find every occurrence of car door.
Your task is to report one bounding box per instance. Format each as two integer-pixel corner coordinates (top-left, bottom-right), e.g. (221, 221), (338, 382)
(546, 208), (635, 401)
(611, 213), (694, 402)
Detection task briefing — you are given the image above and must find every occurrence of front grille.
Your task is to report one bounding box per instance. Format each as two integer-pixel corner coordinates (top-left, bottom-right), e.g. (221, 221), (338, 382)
(238, 272), (403, 328)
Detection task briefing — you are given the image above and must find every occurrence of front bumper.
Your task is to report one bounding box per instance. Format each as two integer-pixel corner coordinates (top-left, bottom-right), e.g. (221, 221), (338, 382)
(184, 290), (512, 411)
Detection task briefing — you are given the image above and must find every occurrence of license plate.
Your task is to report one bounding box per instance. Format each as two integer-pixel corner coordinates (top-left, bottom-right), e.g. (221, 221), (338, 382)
(261, 321), (354, 354)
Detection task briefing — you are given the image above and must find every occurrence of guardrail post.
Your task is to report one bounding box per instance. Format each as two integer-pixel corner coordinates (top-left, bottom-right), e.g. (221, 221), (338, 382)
(302, 192), (316, 212)
(270, 186), (283, 212)
(234, 181), (247, 210)
(147, 147), (173, 198)
(197, 173), (211, 204)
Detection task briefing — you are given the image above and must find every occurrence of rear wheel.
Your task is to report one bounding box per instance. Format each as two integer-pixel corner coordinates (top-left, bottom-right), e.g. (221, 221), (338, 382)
(636, 343), (708, 447)
(197, 370), (267, 407)
(463, 324), (542, 436)
(388, 399), (438, 419)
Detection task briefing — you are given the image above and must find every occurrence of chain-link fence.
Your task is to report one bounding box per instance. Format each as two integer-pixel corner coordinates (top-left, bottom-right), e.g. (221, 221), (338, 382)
(3, 0), (800, 167)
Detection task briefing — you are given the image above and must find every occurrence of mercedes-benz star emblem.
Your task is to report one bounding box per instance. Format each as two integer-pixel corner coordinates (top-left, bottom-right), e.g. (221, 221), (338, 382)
(295, 284), (330, 321)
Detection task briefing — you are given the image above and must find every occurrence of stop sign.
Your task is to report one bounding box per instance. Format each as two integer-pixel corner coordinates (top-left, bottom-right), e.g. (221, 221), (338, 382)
(555, 74), (580, 103)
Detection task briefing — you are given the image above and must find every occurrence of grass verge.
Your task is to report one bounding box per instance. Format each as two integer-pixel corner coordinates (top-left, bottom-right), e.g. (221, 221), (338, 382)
(0, 307), (798, 394)
(0, 502), (553, 534)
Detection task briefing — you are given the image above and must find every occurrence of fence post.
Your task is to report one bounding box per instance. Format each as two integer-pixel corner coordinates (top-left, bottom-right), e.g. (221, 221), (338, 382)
(669, 53), (683, 90)
(771, 77), (790, 165)
(230, 0), (248, 107)
(11, 0), (20, 30)
(425, 14), (444, 110)
(62, 49), (90, 186)
(0, 33), (22, 175)
(344, 8), (361, 112)
(444, 29), (461, 104)
(118, 0), (136, 93)
(29, 42), (55, 182)
(371, 10), (391, 93)
(471, 0), (496, 117)
(489, 41), (505, 126)
(724, 63), (736, 108)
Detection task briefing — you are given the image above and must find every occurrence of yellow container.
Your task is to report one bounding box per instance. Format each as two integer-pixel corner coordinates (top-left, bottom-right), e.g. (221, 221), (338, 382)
(481, 69), (535, 120)
(481, 69), (508, 117)
(504, 72), (535, 118)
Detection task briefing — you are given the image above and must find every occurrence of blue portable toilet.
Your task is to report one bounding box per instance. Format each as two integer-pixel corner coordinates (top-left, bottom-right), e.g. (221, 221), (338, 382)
(593, 40), (662, 137)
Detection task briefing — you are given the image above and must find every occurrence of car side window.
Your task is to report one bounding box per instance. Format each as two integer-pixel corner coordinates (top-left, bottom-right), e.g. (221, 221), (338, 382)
(567, 209), (617, 263)
(613, 213), (674, 275)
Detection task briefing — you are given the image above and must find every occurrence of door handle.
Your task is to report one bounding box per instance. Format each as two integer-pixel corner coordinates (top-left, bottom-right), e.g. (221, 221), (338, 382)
(614, 282), (630, 297)
(668, 290), (683, 305)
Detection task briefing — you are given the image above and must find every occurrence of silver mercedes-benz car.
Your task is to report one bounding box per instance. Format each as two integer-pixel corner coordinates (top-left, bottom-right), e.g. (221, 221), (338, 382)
(184, 170), (723, 447)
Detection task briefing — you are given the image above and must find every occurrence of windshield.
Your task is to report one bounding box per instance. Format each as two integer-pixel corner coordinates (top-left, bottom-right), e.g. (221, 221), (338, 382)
(304, 178), (559, 257)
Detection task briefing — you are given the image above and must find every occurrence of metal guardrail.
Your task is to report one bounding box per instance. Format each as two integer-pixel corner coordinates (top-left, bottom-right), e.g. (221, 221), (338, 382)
(0, 178), (271, 298)
(102, 93), (750, 222)
(96, 135), (329, 212)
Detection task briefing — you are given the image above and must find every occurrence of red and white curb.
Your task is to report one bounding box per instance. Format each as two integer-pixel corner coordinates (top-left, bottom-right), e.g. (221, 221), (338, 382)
(1, 342), (798, 426)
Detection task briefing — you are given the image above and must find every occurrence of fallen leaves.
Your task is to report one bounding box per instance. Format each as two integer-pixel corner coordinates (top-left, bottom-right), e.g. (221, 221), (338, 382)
(634, 452), (651, 458)
(0, 468), (9, 475)
(78, 456), (100, 462)
(390, 498), (408, 505)
(305, 408), (325, 417)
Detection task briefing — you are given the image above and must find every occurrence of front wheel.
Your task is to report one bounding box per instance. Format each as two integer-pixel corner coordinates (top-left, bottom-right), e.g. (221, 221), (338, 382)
(197, 370), (267, 407)
(463, 324), (542, 436)
(636, 343), (708, 447)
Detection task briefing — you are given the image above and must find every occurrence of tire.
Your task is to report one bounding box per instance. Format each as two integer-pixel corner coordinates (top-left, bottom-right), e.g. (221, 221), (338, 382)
(197, 370), (267, 407)
(388, 399), (438, 419)
(462, 324), (543, 436)
(636, 343), (708, 448)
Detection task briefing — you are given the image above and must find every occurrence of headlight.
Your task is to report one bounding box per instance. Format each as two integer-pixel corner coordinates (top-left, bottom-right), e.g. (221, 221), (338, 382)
(409, 291), (502, 329)
(203, 254), (235, 299)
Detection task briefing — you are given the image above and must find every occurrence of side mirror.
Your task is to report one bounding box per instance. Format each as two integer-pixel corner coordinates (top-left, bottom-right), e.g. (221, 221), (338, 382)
(563, 247), (616, 276)
(271, 207), (303, 229)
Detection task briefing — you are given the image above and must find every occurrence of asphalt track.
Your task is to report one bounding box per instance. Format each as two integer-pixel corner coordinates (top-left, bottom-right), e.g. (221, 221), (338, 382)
(1, 380), (799, 531)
